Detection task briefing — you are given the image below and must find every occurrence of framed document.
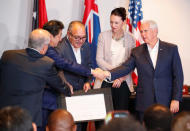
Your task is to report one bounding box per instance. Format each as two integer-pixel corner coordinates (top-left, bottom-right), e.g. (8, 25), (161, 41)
(57, 88), (113, 122)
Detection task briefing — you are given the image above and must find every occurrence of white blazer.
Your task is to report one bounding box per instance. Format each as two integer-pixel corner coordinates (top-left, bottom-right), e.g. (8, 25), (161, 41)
(95, 30), (136, 92)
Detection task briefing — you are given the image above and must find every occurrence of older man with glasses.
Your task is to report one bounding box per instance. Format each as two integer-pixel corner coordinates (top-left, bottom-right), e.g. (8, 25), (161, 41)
(55, 21), (92, 131)
(40, 20), (104, 131)
(43, 20), (101, 78)
(56, 21), (91, 93)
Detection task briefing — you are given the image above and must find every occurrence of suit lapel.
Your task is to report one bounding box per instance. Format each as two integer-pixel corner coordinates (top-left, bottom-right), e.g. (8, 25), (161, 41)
(143, 44), (154, 69)
(155, 40), (165, 72)
(66, 39), (78, 62)
(80, 46), (85, 65)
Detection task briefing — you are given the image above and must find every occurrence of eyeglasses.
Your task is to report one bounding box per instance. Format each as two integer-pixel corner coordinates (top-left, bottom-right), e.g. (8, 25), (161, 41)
(70, 32), (87, 41)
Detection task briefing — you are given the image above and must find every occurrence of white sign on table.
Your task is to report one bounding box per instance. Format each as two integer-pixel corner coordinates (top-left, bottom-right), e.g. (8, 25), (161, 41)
(65, 94), (107, 122)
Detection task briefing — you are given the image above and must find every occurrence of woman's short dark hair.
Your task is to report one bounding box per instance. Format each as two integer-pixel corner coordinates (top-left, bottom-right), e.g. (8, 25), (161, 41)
(111, 7), (126, 21)
(43, 20), (64, 37)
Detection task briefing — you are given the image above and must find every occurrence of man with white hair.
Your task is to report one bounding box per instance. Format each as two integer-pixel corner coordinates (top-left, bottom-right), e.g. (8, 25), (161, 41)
(0, 29), (71, 128)
(102, 20), (183, 120)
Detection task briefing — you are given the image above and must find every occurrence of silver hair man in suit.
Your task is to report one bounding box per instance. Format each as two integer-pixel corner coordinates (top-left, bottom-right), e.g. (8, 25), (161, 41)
(0, 29), (70, 128)
(99, 20), (183, 121)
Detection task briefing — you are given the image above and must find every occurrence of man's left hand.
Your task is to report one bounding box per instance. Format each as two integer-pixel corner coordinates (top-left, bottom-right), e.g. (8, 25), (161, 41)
(170, 100), (179, 113)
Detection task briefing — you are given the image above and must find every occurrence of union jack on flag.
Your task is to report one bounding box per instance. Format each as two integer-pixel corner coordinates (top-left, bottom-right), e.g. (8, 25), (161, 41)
(127, 0), (143, 85)
(82, 0), (101, 68)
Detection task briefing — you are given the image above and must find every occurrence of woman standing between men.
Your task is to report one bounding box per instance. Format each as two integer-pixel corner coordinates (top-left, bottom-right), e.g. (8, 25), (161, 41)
(96, 7), (136, 110)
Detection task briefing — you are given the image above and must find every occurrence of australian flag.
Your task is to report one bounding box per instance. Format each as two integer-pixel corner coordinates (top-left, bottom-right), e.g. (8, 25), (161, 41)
(82, 0), (101, 68)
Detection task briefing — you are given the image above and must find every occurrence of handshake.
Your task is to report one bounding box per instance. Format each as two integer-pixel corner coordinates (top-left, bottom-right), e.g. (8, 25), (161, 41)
(91, 68), (110, 80)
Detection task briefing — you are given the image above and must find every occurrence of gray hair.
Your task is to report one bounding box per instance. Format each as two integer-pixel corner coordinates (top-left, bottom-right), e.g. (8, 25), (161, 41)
(142, 20), (158, 30)
(28, 30), (50, 50)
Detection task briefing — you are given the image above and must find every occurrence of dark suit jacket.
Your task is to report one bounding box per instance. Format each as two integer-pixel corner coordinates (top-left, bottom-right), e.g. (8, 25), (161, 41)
(42, 38), (92, 110)
(45, 46), (91, 77)
(0, 48), (69, 126)
(110, 40), (184, 111)
(56, 37), (92, 91)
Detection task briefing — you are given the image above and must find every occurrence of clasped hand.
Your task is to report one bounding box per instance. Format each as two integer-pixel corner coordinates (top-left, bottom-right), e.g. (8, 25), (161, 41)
(91, 68), (110, 80)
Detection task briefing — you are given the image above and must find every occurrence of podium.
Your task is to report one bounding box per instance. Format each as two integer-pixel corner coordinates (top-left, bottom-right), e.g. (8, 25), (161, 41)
(57, 88), (113, 122)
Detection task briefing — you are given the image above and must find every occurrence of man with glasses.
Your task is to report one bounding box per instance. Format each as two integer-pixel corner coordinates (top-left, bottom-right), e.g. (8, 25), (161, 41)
(41, 20), (105, 131)
(55, 21), (91, 131)
(43, 20), (101, 78)
(56, 21), (91, 93)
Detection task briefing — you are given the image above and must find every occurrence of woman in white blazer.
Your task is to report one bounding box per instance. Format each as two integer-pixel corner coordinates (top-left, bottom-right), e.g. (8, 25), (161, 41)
(96, 7), (136, 110)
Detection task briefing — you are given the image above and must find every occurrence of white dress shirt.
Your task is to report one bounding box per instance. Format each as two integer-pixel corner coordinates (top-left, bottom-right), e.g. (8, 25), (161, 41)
(71, 45), (81, 64)
(147, 40), (159, 69)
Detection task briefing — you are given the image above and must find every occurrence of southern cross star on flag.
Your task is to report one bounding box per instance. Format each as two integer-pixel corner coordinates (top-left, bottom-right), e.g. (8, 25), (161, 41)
(82, 0), (101, 68)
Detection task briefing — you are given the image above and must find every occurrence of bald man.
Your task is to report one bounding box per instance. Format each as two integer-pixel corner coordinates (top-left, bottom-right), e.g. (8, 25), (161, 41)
(46, 109), (76, 131)
(55, 21), (91, 131)
(56, 21), (92, 92)
(0, 29), (70, 128)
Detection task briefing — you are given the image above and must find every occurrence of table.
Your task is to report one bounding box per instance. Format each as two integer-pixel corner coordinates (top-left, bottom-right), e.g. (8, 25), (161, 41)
(128, 94), (190, 114)
(180, 95), (190, 112)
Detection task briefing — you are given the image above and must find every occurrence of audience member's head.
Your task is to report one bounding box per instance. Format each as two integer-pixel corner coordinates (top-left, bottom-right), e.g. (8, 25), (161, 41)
(28, 29), (50, 54)
(143, 104), (173, 131)
(46, 109), (76, 131)
(43, 20), (64, 47)
(172, 111), (190, 131)
(99, 115), (146, 131)
(67, 21), (86, 49)
(0, 106), (37, 131)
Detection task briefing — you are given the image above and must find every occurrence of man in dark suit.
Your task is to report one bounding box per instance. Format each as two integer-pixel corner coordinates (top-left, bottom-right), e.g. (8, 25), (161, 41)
(41, 20), (105, 131)
(56, 21), (92, 92)
(0, 29), (70, 128)
(42, 20), (100, 131)
(55, 21), (92, 131)
(43, 20), (102, 78)
(101, 20), (183, 120)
